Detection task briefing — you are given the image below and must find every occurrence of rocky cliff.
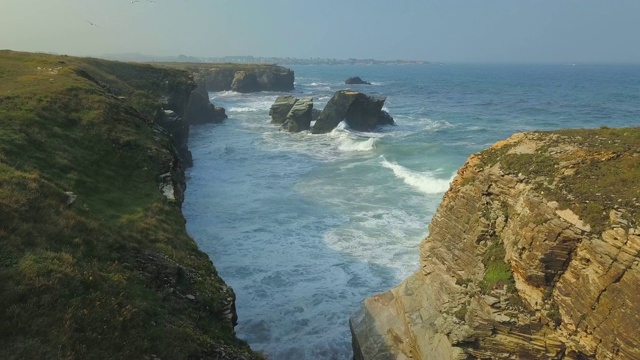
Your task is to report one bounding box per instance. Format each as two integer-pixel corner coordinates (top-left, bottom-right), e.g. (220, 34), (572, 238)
(171, 63), (294, 93)
(351, 129), (640, 359)
(0, 51), (261, 359)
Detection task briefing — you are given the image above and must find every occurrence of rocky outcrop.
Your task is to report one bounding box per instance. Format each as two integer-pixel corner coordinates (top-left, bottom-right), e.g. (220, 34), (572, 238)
(184, 86), (227, 125)
(283, 97), (313, 133)
(231, 71), (260, 93)
(312, 90), (394, 134)
(345, 76), (371, 85)
(189, 64), (294, 92)
(269, 95), (298, 124)
(351, 129), (640, 360)
(268, 96), (314, 133)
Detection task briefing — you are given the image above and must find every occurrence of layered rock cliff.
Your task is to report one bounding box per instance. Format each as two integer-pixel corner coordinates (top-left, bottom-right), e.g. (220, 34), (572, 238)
(174, 63), (294, 93)
(351, 129), (640, 359)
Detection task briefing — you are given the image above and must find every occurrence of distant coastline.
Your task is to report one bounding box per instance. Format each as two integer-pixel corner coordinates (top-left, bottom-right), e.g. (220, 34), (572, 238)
(101, 53), (435, 66)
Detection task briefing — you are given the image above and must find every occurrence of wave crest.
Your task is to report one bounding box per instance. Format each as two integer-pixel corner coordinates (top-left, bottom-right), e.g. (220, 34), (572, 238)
(380, 157), (451, 195)
(337, 137), (377, 152)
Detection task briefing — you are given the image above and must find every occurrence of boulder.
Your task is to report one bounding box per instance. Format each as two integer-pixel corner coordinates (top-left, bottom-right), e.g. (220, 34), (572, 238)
(345, 76), (371, 85)
(282, 97), (313, 133)
(269, 95), (298, 124)
(311, 90), (394, 134)
(231, 71), (260, 93)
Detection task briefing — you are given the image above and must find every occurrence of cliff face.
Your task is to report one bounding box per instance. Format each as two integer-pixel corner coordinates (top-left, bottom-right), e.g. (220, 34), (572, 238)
(177, 63), (294, 93)
(351, 129), (640, 360)
(0, 51), (261, 359)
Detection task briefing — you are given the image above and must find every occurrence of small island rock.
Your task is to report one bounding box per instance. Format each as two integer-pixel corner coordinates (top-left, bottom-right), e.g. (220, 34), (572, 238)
(345, 76), (371, 85)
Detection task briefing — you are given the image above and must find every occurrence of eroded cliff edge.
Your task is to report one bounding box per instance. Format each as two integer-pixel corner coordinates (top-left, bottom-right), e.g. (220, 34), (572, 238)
(351, 129), (640, 359)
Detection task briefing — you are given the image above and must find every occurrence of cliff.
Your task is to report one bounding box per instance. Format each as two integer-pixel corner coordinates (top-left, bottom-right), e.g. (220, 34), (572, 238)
(0, 51), (261, 359)
(164, 63), (294, 93)
(351, 129), (640, 359)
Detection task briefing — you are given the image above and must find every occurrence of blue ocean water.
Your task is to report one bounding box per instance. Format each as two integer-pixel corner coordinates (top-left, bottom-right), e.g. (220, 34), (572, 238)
(182, 64), (640, 359)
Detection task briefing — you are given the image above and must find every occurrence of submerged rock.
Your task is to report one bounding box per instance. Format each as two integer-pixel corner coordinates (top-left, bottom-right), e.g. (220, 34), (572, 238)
(312, 90), (394, 134)
(345, 76), (371, 85)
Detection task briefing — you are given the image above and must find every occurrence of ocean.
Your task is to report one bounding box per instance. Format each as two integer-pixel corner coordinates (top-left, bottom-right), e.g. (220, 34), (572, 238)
(182, 64), (640, 359)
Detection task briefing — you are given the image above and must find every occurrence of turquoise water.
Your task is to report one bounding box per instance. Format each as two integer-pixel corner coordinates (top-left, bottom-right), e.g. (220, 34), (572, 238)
(183, 64), (640, 359)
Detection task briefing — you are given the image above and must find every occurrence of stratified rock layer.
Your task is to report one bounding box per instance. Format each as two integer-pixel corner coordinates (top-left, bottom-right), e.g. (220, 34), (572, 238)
(351, 129), (640, 360)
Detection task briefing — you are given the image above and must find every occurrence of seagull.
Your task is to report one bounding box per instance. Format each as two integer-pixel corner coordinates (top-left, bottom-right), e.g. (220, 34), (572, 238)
(131, 0), (140, 3)
(86, 20), (99, 27)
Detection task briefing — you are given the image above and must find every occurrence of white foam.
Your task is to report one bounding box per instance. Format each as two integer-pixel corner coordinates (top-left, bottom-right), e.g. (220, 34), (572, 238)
(380, 157), (452, 195)
(229, 106), (261, 112)
(337, 137), (377, 152)
(212, 90), (240, 98)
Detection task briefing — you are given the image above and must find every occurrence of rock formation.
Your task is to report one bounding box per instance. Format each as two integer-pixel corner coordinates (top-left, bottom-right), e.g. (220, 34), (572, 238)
(282, 97), (313, 133)
(268, 96), (314, 133)
(345, 76), (371, 85)
(231, 71), (260, 93)
(187, 64), (294, 92)
(184, 88), (227, 126)
(269, 95), (298, 125)
(351, 129), (640, 360)
(312, 90), (394, 134)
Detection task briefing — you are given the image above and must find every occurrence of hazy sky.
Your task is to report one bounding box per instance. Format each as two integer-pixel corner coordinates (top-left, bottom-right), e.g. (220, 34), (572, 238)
(1, 0), (639, 63)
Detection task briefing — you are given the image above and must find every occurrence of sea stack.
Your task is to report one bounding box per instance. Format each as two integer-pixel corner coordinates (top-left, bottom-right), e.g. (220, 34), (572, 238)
(312, 90), (394, 134)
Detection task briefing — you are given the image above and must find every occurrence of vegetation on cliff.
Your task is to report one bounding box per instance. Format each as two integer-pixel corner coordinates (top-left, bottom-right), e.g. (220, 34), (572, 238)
(0, 51), (261, 359)
(479, 128), (640, 233)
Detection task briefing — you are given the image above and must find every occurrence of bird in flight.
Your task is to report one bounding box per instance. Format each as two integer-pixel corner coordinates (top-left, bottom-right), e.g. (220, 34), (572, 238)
(86, 20), (99, 27)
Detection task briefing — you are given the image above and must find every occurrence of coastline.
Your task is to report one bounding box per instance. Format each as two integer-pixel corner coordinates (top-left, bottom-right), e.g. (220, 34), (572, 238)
(0, 50), (279, 359)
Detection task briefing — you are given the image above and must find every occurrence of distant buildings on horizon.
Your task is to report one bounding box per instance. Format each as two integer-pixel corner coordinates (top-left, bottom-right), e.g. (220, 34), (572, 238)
(101, 53), (434, 66)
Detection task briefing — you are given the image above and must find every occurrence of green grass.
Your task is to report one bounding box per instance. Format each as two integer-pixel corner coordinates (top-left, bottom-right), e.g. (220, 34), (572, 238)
(0, 50), (261, 359)
(479, 238), (515, 294)
(478, 128), (640, 234)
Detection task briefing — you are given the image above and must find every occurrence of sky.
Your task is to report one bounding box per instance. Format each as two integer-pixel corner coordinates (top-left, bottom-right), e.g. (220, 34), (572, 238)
(1, 0), (640, 63)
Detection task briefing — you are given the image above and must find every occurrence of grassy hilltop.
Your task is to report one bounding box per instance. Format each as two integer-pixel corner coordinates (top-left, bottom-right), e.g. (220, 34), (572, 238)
(0, 51), (261, 359)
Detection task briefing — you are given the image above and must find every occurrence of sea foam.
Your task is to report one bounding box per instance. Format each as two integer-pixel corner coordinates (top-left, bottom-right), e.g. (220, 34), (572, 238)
(380, 157), (452, 195)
